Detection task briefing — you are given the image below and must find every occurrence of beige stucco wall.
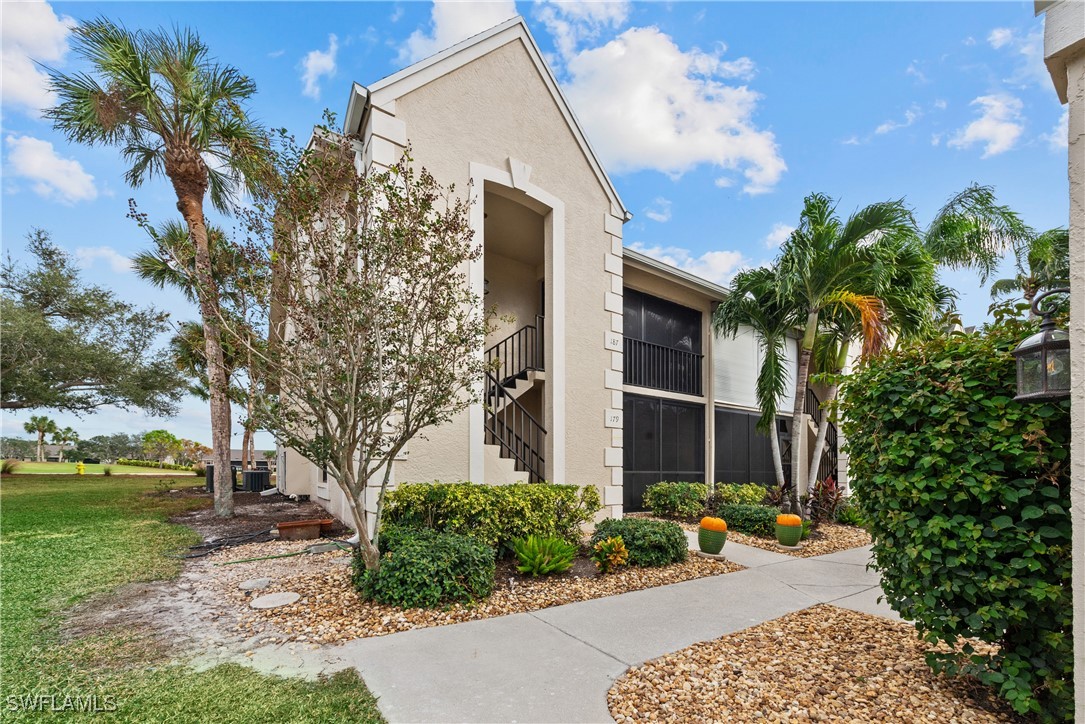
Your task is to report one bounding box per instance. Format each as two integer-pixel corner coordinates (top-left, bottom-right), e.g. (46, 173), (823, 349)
(485, 251), (542, 345)
(1065, 49), (1084, 724)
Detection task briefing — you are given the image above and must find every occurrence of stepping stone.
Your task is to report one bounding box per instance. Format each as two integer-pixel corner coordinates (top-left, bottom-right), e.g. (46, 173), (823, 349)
(239, 577), (272, 591)
(250, 592), (301, 610)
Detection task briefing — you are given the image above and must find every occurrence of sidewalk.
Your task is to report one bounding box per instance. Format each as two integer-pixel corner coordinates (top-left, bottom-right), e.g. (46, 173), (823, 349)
(330, 540), (896, 723)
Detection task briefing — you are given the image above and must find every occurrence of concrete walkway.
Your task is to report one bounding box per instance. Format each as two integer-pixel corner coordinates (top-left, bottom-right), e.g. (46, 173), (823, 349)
(327, 540), (896, 723)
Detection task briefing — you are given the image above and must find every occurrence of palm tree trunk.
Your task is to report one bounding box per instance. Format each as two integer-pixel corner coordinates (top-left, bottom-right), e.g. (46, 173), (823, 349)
(176, 193), (233, 517)
(789, 310), (819, 514)
(36, 431), (44, 463)
(769, 418), (785, 489)
(806, 340), (848, 493)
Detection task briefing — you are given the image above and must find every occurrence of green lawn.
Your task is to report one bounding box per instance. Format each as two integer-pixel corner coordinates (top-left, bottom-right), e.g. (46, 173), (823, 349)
(10, 461), (197, 475)
(0, 475), (383, 722)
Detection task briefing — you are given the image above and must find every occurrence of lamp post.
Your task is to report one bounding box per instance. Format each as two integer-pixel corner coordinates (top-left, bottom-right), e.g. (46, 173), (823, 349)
(1013, 288), (1071, 402)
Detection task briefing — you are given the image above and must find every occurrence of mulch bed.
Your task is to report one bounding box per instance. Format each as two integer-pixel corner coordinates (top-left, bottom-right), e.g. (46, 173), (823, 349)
(608, 605), (1024, 723)
(189, 540), (744, 645)
(629, 513), (872, 558)
(165, 489), (351, 541)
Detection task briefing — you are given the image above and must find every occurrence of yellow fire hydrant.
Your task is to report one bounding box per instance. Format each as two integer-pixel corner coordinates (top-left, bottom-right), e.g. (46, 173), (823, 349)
(76, 462), (85, 475)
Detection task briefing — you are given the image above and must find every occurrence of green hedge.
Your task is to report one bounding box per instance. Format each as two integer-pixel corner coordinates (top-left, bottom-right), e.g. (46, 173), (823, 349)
(116, 458), (196, 472)
(840, 309), (1072, 721)
(382, 482), (601, 553)
(708, 483), (769, 510)
(642, 482), (707, 519)
(354, 531), (495, 609)
(590, 518), (687, 567)
(717, 504), (777, 537)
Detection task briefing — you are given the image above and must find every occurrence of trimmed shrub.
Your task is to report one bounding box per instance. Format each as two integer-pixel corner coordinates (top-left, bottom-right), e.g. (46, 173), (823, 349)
(591, 518), (687, 567)
(382, 482), (601, 553)
(512, 535), (577, 576)
(708, 483), (768, 508)
(718, 504), (776, 537)
(354, 531), (495, 609)
(374, 523), (442, 555)
(840, 307), (1072, 720)
(642, 481), (707, 519)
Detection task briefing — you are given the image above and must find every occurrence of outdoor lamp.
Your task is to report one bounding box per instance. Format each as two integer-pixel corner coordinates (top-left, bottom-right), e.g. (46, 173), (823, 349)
(1013, 287), (1071, 402)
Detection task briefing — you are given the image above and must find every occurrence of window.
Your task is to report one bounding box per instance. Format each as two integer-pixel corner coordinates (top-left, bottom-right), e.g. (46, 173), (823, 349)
(623, 394), (705, 510)
(623, 288), (703, 395)
(714, 407), (790, 486)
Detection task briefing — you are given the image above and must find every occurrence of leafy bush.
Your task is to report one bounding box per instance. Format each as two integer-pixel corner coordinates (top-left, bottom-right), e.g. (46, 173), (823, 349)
(382, 482), (601, 553)
(116, 458), (194, 472)
(807, 478), (844, 524)
(590, 536), (629, 574)
(835, 499), (865, 527)
(591, 518), (687, 567)
(102, 465), (112, 477)
(642, 482), (707, 519)
(512, 535), (577, 576)
(1, 459), (22, 475)
(709, 483), (768, 508)
(354, 531), (495, 609)
(375, 523), (442, 555)
(717, 504), (777, 537)
(840, 307), (1072, 720)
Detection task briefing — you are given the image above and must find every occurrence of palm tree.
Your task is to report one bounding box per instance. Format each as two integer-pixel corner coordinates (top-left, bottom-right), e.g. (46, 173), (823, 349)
(922, 184), (1032, 283)
(713, 267), (801, 491)
(775, 193), (919, 511)
(135, 220), (266, 470)
(24, 416), (57, 462)
(46, 20), (268, 516)
(990, 228), (1070, 303)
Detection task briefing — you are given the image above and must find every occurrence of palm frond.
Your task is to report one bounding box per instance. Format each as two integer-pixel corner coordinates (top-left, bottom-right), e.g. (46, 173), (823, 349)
(924, 184), (1032, 282)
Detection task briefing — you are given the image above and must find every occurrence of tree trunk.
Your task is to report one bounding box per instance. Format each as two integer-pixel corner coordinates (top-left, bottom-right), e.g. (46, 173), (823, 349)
(241, 428), (251, 470)
(36, 431), (44, 463)
(806, 383), (837, 493)
(769, 418), (786, 489)
(789, 310), (819, 515)
(175, 192), (233, 517)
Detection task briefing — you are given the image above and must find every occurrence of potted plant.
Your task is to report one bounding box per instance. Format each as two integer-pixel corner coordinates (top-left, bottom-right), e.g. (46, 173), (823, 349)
(698, 516), (728, 554)
(776, 513), (803, 547)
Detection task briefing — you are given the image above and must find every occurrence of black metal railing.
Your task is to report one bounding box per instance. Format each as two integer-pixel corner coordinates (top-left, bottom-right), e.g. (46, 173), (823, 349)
(804, 387), (839, 483)
(486, 315), (543, 386)
(484, 370), (546, 483)
(623, 338), (703, 396)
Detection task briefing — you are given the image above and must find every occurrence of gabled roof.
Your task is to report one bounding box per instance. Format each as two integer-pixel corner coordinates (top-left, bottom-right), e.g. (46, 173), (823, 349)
(342, 16), (629, 218)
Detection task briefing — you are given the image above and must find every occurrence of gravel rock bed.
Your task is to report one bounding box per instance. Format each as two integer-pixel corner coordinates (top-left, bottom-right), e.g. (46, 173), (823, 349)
(192, 540), (743, 645)
(629, 514), (871, 558)
(608, 605), (1022, 723)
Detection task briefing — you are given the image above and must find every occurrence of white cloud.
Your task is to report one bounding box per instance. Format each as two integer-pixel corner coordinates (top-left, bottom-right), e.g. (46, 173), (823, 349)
(931, 132), (943, 146)
(0, 0), (76, 116)
(762, 222), (795, 249)
(905, 61), (927, 83)
(400, 0), (517, 64)
(947, 94), (1024, 158)
(875, 106), (921, 135)
(300, 34), (338, 100)
(75, 246), (133, 273)
(1043, 108), (1068, 150)
(988, 26), (1047, 88)
(564, 27), (784, 194)
(841, 135), (862, 146)
(4, 134), (96, 203)
(713, 176), (735, 188)
(987, 27), (1014, 49)
(933, 98), (948, 110)
(644, 197), (672, 223)
(627, 241), (747, 285)
(535, 0), (629, 63)
(268, 49), (285, 59)
(963, 36), (977, 46)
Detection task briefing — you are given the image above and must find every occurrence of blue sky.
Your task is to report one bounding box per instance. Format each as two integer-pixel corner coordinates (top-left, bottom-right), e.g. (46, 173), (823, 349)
(1, 0), (1069, 446)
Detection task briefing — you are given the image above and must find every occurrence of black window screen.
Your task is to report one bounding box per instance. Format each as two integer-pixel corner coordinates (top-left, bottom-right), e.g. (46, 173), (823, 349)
(623, 394), (705, 510)
(713, 407), (789, 486)
(623, 288), (701, 353)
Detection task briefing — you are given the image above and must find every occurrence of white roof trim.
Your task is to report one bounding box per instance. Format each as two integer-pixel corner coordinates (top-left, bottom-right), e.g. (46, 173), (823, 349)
(623, 247), (729, 301)
(355, 16), (629, 217)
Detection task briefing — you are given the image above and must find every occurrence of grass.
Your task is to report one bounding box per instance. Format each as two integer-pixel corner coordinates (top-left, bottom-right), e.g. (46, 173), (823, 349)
(0, 475), (383, 722)
(8, 461), (197, 476)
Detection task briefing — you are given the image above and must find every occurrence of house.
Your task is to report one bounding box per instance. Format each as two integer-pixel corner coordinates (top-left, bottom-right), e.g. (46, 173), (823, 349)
(277, 16), (840, 524)
(1035, 1), (1083, 717)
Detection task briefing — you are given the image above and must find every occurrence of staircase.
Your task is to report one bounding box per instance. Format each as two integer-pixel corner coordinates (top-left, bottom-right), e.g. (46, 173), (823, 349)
(804, 387), (839, 484)
(484, 316), (546, 483)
